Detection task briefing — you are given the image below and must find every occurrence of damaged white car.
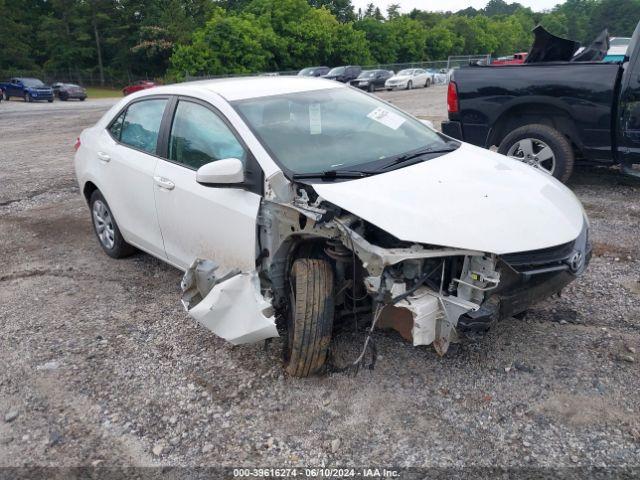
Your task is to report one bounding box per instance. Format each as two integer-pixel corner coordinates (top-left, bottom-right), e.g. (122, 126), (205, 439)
(74, 77), (591, 376)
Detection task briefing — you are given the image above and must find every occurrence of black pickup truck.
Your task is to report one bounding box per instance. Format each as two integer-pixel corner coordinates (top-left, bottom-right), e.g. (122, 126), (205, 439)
(442, 23), (640, 182)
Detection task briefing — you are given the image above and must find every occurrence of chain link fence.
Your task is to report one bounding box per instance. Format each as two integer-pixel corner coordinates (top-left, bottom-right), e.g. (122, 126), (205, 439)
(3, 54), (491, 87)
(184, 56), (491, 84)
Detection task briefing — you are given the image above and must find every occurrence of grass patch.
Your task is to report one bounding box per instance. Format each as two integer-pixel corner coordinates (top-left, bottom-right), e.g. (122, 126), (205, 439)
(85, 87), (122, 98)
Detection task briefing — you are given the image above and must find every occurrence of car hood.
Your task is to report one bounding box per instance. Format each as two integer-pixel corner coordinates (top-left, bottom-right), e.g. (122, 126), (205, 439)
(311, 143), (585, 255)
(388, 75), (411, 81)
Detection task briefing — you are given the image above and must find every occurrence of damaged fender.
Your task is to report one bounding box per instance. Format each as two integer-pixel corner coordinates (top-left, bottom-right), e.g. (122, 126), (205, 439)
(181, 259), (278, 345)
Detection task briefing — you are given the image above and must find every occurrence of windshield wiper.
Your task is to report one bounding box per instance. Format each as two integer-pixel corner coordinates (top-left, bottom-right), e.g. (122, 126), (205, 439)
(377, 144), (459, 171)
(292, 170), (372, 180)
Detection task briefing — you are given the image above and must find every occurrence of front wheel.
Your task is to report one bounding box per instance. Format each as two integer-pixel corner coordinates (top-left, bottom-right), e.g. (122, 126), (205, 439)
(368, 83), (375, 92)
(25, 93), (31, 102)
(406, 81), (413, 90)
(498, 124), (574, 182)
(284, 258), (334, 377)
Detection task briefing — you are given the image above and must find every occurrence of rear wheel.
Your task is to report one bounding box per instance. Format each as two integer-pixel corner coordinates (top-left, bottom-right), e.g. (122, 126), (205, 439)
(498, 124), (574, 182)
(284, 258), (334, 377)
(89, 190), (136, 258)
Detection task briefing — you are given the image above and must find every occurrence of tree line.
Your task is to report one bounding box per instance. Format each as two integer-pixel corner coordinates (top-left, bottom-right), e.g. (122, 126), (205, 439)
(2, 0), (639, 84)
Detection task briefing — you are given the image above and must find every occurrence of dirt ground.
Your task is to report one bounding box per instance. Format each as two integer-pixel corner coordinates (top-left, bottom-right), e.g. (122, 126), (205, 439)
(1, 86), (639, 471)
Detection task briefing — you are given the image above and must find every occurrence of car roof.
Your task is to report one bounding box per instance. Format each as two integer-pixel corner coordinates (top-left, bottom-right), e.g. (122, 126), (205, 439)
(144, 76), (344, 101)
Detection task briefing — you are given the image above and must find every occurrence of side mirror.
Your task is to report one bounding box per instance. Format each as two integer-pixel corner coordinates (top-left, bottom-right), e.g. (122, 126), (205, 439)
(196, 158), (244, 185)
(420, 119), (435, 129)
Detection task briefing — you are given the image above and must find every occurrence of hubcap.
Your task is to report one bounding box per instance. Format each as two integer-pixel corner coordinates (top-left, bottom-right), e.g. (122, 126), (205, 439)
(92, 200), (115, 249)
(507, 137), (556, 175)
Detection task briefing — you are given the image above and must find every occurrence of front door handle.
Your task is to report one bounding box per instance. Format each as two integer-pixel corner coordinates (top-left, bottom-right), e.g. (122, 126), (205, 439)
(97, 151), (111, 162)
(154, 176), (175, 190)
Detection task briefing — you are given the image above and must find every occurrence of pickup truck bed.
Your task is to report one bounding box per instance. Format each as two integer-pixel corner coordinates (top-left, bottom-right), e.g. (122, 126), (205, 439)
(443, 61), (621, 164)
(441, 21), (640, 182)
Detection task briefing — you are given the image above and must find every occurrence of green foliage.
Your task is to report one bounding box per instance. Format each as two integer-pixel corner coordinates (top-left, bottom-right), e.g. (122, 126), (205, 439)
(170, 7), (278, 78)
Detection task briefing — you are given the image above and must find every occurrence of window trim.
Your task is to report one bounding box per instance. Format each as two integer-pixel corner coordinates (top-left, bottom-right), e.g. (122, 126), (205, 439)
(105, 95), (172, 159)
(159, 95), (264, 194)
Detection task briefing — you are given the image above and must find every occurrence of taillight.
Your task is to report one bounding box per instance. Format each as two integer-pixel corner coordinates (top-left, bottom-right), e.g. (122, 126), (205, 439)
(447, 81), (459, 114)
(74, 137), (81, 151)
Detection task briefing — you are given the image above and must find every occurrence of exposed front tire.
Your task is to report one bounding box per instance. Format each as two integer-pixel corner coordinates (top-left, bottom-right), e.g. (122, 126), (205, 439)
(406, 81), (413, 90)
(89, 190), (136, 259)
(368, 83), (375, 92)
(284, 258), (334, 377)
(498, 124), (574, 182)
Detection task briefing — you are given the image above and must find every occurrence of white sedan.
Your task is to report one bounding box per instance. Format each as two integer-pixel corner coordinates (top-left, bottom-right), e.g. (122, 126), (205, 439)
(75, 77), (590, 376)
(385, 68), (431, 90)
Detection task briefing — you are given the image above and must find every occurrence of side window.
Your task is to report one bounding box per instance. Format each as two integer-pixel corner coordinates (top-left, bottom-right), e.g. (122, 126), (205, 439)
(108, 111), (125, 140)
(168, 100), (247, 170)
(119, 99), (168, 154)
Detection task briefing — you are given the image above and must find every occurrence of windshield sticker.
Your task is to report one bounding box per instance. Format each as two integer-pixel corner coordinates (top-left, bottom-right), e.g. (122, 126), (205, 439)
(367, 107), (405, 130)
(309, 104), (322, 135)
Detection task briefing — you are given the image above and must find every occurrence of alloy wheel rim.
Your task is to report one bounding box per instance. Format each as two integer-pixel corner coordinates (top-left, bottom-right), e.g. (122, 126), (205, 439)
(92, 200), (115, 249)
(506, 137), (556, 175)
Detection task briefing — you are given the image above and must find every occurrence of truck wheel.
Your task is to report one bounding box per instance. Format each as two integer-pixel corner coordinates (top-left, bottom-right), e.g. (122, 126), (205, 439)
(498, 124), (574, 182)
(284, 258), (334, 377)
(89, 190), (136, 259)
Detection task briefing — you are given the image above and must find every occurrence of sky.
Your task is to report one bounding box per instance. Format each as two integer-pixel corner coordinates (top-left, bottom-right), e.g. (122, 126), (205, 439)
(351, 0), (565, 14)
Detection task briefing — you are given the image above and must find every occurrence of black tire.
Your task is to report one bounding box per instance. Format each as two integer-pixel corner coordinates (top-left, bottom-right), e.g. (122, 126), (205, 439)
(426, 79), (431, 88)
(60, 93), (68, 101)
(89, 190), (136, 259)
(25, 93), (31, 102)
(80, 97), (86, 101)
(368, 83), (375, 92)
(406, 80), (413, 90)
(47, 98), (53, 103)
(498, 124), (575, 183)
(284, 258), (334, 377)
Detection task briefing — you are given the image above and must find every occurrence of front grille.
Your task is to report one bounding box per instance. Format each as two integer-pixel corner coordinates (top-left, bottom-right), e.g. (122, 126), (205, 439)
(501, 241), (575, 270)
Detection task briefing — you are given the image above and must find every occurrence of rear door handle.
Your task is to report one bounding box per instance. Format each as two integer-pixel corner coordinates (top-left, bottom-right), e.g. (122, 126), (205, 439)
(97, 151), (111, 162)
(154, 176), (175, 190)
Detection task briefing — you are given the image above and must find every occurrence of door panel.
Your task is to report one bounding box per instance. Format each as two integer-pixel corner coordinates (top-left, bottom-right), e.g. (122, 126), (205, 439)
(96, 132), (166, 257)
(154, 98), (261, 271)
(154, 161), (260, 271)
(96, 98), (169, 257)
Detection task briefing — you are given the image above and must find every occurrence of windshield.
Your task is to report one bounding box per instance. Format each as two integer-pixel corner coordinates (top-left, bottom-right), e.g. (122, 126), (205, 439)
(327, 67), (345, 76)
(22, 79), (45, 87)
(358, 71), (377, 79)
(298, 68), (315, 76)
(397, 69), (413, 76)
(232, 87), (454, 175)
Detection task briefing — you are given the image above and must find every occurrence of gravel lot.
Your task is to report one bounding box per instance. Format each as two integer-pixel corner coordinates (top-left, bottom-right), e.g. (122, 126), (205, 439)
(1, 86), (639, 471)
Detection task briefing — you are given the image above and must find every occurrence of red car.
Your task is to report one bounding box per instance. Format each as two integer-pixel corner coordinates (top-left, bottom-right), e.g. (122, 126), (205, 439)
(492, 52), (528, 65)
(122, 80), (156, 96)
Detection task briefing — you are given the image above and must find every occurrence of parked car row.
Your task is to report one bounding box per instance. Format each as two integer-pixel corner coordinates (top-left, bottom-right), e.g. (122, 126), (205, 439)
(297, 65), (440, 91)
(0, 77), (161, 103)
